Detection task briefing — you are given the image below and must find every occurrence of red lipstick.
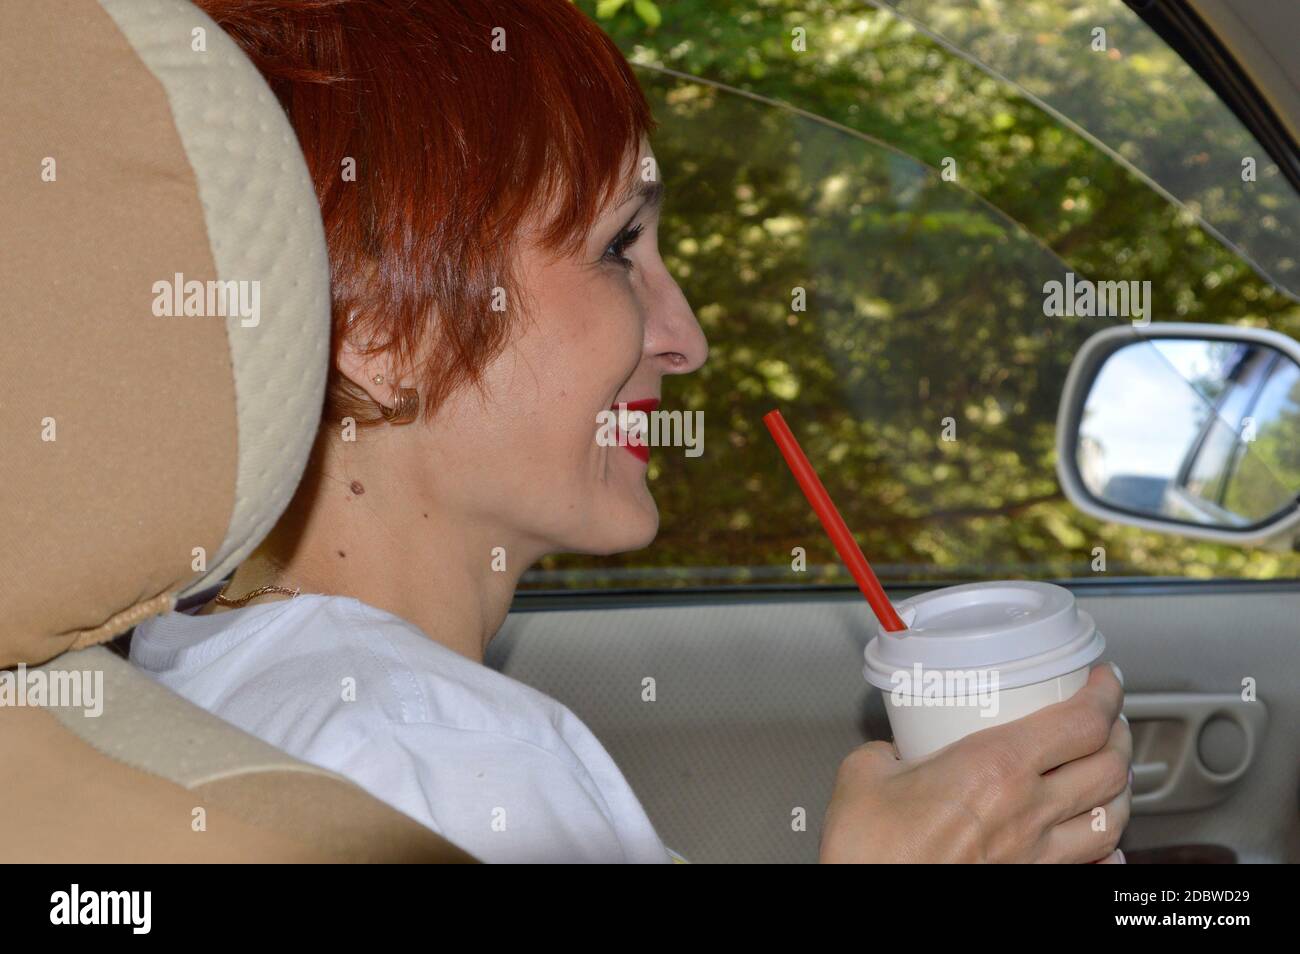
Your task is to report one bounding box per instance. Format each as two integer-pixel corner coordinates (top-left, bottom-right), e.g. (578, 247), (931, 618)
(612, 398), (659, 464)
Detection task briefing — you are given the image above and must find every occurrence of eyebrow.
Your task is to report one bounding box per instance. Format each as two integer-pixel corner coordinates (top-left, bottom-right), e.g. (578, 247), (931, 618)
(615, 179), (665, 213)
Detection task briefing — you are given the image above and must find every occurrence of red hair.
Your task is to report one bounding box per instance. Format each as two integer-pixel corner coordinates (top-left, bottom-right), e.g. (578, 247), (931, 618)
(195, 0), (654, 424)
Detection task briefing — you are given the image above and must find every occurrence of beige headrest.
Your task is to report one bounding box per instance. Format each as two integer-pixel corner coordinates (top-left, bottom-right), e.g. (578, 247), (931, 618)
(0, 0), (330, 667)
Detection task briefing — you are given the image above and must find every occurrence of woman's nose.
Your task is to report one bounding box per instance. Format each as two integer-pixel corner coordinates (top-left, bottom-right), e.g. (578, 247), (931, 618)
(651, 277), (709, 375)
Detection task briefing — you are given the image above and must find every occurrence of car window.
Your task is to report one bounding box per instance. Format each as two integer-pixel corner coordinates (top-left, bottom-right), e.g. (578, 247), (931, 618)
(880, 0), (1300, 300)
(1219, 355), (1300, 520)
(522, 0), (1300, 591)
(1181, 349), (1280, 521)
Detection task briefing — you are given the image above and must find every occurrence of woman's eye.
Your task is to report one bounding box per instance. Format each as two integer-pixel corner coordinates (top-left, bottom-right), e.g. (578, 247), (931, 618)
(603, 222), (644, 269)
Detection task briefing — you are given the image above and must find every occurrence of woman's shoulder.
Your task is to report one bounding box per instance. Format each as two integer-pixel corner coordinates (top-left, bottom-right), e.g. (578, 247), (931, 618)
(132, 593), (664, 858)
(134, 593), (584, 753)
(308, 595), (565, 727)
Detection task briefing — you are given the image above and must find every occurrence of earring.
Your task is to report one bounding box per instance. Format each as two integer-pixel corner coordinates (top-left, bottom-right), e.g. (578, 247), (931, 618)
(372, 374), (385, 385)
(379, 387), (420, 425)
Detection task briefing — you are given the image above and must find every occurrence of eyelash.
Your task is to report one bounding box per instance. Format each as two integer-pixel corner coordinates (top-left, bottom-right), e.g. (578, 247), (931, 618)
(603, 222), (645, 269)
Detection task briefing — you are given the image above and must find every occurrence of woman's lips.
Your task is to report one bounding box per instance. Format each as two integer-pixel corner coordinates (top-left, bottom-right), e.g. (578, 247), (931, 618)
(612, 398), (659, 464)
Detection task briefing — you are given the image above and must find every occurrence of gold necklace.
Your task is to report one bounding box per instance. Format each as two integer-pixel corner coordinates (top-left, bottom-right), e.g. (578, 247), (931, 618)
(213, 582), (301, 607)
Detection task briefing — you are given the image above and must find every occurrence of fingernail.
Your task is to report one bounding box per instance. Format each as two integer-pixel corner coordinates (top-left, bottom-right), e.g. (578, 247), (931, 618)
(1116, 848), (1126, 864)
(1109, 662), (1124, 687)
(1128, 767), (1134, 789)
(1119, 712), (1129, 726)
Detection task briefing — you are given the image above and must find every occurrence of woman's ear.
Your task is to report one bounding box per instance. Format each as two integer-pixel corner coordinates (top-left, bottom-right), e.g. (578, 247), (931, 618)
(337, 322), (392, 408)
(337, 306), (421, 410)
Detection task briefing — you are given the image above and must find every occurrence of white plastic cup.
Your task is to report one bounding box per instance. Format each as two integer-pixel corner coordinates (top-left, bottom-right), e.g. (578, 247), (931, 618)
(863, 581), (1105, 759)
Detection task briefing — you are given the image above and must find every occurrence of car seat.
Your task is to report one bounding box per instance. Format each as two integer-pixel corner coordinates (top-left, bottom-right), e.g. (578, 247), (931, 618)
(0, 0), (474, 863)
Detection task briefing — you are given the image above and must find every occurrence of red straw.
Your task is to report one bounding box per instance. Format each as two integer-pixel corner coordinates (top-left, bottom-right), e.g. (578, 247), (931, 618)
(763, 409), (907, 632)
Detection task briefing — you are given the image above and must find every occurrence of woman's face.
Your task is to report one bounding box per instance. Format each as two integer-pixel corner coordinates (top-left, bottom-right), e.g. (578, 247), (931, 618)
(402, 142), (707, 562)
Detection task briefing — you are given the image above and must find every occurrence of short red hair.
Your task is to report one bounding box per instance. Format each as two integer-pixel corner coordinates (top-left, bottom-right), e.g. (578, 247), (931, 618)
(196, 0), (654, 424)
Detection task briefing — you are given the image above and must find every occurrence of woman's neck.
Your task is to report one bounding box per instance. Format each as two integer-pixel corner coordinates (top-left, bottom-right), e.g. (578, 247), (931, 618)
(216, 434), (538, 664)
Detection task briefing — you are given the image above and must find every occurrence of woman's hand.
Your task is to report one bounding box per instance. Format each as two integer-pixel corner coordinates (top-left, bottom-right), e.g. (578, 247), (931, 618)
(820, 664), (1132, 863)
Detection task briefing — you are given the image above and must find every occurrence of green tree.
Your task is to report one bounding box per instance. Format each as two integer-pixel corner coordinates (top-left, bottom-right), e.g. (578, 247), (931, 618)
(527, 0), (1300, 588)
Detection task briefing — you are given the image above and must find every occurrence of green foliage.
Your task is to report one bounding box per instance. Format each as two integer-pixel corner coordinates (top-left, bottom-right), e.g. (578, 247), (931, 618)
(530, 0), (1300, 588)
(596, 0), (662, 29)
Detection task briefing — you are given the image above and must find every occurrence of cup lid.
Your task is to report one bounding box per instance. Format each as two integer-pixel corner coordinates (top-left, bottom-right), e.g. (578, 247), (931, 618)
(863, 581), (1104, 692)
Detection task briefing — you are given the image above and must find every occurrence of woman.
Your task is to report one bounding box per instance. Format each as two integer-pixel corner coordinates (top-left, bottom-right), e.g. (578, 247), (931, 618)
(132, 0), (1131, 863)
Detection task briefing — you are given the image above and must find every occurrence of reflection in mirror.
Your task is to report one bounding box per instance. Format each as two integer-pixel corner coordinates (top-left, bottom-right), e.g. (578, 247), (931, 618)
(1077, 338), (1300, 529)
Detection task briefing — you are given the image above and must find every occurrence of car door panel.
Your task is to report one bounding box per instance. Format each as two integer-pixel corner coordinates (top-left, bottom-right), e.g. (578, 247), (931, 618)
(492, 585), (1298, 863)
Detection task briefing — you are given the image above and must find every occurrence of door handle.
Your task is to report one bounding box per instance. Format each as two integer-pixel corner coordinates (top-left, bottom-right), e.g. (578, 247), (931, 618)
(1123, 693), (1267, 814)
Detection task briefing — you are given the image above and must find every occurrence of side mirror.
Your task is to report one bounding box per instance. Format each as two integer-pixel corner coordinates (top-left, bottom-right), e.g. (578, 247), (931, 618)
(1056, 323), (1300, 546)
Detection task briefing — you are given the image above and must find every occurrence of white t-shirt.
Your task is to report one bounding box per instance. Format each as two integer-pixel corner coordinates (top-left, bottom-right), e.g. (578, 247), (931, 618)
(129, 594), (671, 864)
